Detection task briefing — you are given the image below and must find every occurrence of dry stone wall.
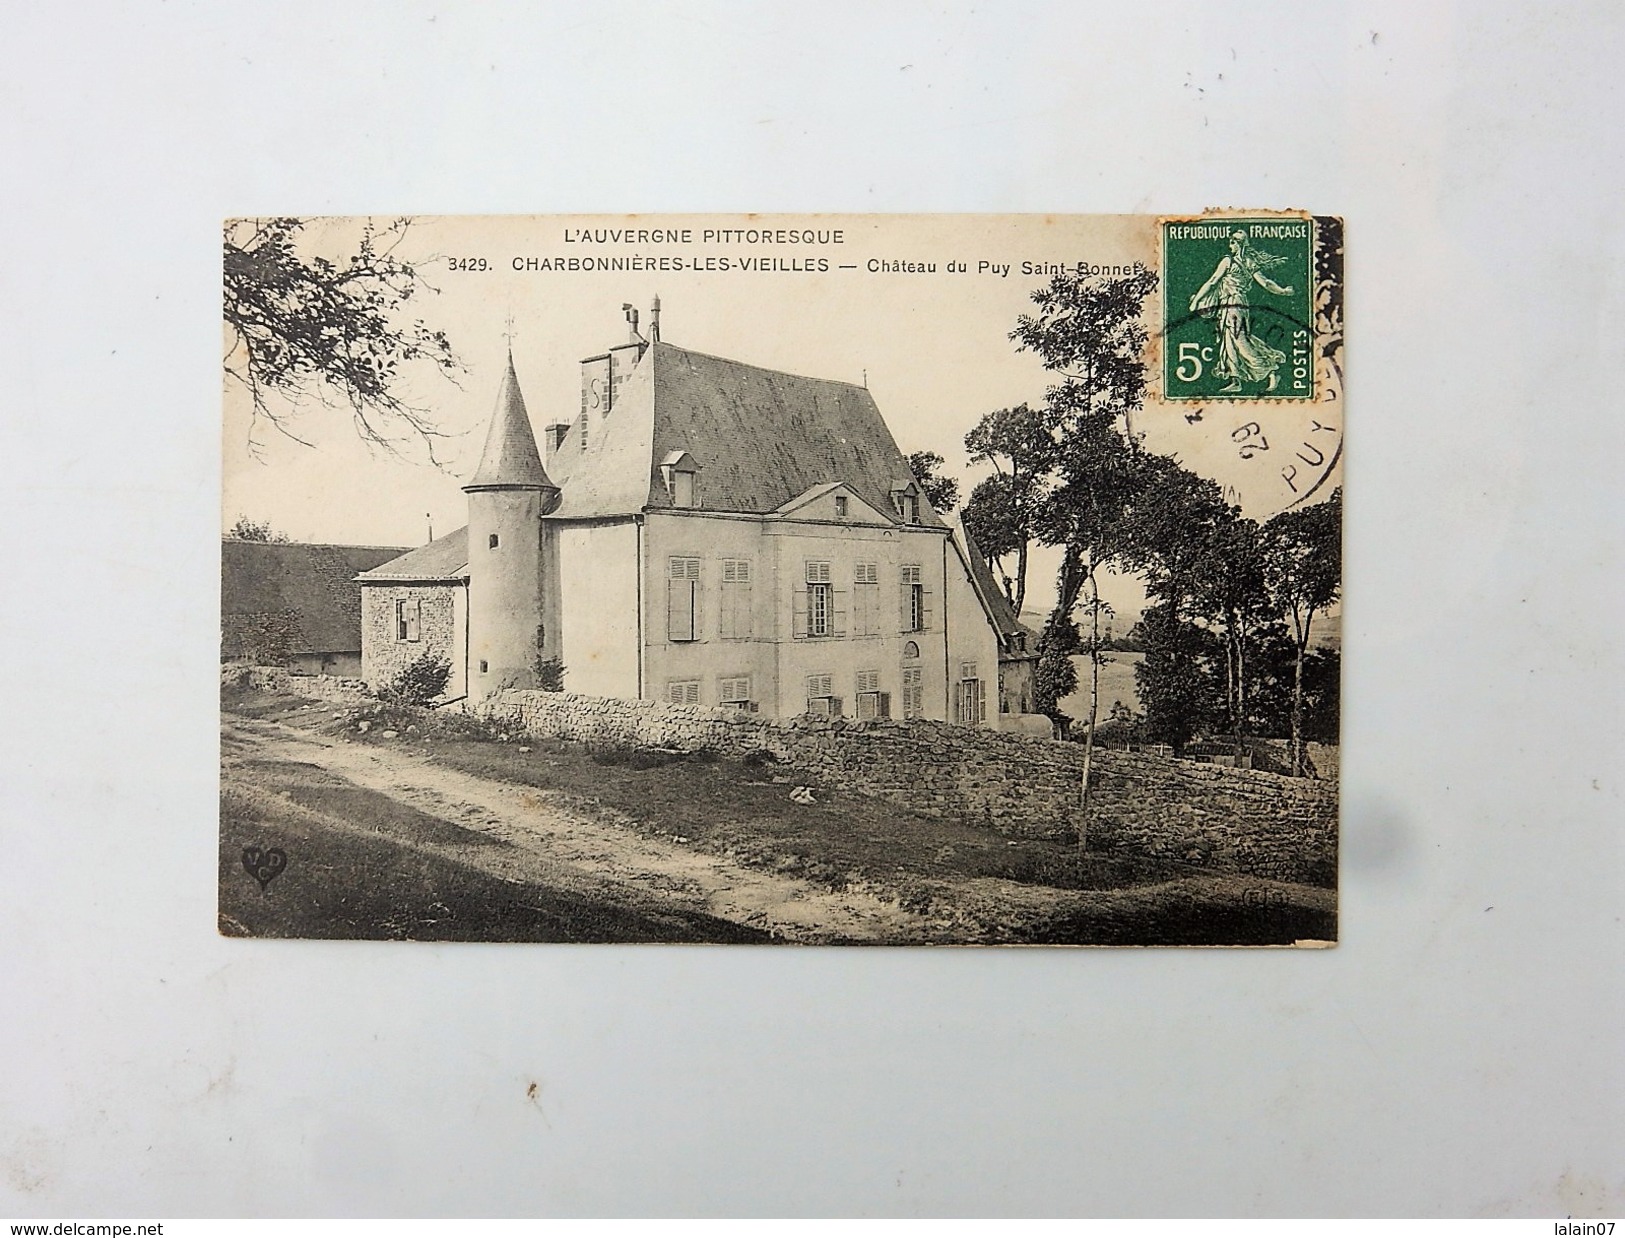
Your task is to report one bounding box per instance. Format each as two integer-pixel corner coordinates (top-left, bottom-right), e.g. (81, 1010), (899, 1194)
(221, 664), (373, 704)
(482, 689), (1337, 885)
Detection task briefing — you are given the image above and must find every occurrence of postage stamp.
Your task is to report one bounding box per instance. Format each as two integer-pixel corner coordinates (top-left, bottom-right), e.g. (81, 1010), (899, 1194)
(1162, 215), (1316, 401)
(220, 212), (1342, 947)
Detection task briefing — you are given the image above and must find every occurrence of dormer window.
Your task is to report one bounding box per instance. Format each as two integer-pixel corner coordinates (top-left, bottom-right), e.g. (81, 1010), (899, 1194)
(660, 450), (701, 509)
(835, 495), (849, 518)
(889, 480), (922, 525)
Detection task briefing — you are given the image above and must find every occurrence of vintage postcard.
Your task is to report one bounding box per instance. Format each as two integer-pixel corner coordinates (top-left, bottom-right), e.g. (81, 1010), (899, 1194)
(220, 212), (1343, 946)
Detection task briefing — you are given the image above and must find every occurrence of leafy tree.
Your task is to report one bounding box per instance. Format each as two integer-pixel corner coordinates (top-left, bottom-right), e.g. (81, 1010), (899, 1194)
(227, 515), (289, 542)
(223, 217), (459, 458)
(1011, 268), (1159, 840)
(961, 402), (1053, 613)
(1260, 488), (1342, 775)
(1243, 630), (1340, 753)
(1114, 455), (1238, 757)
(906, 449), (960, 512)
(1033, 609), (1080, 730)
(1190, 508), (1272, 756)
(961, 473), (1028, 603)
(227, 610), (302, 666)
(1133, 603), (1221, 754)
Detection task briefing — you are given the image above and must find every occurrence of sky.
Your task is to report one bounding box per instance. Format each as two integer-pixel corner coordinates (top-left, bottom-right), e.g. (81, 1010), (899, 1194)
(223, 212), (1343, 619)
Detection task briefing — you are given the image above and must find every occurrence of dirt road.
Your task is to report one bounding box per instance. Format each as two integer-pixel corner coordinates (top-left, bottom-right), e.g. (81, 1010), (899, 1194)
(222, 711), (926, 943)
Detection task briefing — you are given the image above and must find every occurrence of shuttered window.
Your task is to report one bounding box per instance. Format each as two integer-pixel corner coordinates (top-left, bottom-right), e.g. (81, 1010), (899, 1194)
(667, 556), (701, 642)
(666, 679), (701, 706)
(901, 665), (924, 718)
(956, 674), (986, 725)
(900, 565), (931, 632)
(720, 559), (753, 639)
(809, 583), (832, 636)
(798, 561), (845, 639)
(396, 599), (421, 642)
(805, 672), (841, 717)
(853, 562), (879, 635)
(855, 669), (889, 720)
(719, 676), (751, 706)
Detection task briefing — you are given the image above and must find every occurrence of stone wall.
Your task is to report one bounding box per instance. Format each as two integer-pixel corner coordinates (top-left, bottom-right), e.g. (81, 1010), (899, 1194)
(360, 584), (459, 692)
(481, 689), (1337, 885)
(221, 664), (373, 704)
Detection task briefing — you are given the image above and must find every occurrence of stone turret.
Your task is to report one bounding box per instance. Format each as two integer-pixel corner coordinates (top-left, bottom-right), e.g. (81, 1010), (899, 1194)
(463, 351), (560, 696)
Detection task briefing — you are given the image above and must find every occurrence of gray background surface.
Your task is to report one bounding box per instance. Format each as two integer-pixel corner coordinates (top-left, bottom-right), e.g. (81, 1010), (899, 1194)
(1, 1), (1620, 1217)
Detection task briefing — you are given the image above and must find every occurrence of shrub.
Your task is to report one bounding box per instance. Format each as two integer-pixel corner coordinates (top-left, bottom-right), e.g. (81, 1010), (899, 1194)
(534, 654), (566, 692)
(742, 749), (779, 768)
(383, 650), (451, 705)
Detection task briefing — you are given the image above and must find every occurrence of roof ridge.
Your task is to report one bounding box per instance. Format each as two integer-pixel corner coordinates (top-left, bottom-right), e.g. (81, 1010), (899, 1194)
(654, 341), (870, 395)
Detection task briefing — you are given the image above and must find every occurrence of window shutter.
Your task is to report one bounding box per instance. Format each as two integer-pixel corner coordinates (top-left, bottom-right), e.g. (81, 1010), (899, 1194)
(952, 679), (961, 722)
(877, 692), (891, 720)
(978, 681), (987, 722)
(668, 558), (700, 642)
(668, 579), (695, 642)
(832, 587), (847, 637)
(921, 586), (934, 632)
(793, 586), (809, 639)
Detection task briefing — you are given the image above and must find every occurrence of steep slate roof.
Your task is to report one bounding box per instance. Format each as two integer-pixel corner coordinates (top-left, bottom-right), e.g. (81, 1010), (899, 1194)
(953, 519), (1036, 648)
(356, 526), (469, 583)
(222, 541), (409, 655)
(466, 352), (556, 491)
(548, 342), (946, 526)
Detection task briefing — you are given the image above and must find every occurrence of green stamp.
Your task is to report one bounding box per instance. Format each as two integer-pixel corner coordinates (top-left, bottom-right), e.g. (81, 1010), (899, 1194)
(1163, 216), (1315, 400)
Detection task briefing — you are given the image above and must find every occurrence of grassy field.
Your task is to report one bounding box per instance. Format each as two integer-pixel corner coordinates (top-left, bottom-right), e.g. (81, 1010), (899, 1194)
(1058, 651), (1144, 720)
(221, 684), (1335, 946)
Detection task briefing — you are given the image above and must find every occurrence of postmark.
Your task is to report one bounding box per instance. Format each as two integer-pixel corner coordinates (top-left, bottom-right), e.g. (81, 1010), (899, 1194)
(1162, 215), (1316, 402)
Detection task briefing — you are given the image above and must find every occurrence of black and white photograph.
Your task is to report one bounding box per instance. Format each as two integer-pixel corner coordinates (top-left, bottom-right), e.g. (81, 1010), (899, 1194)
(220, 212), (1343, 947)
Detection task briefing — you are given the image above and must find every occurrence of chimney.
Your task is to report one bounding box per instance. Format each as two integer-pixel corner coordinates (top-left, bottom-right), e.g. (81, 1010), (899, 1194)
(649, 295), (661, 343)
(622, 303), (641, 345)
(544, 423), (572, 460)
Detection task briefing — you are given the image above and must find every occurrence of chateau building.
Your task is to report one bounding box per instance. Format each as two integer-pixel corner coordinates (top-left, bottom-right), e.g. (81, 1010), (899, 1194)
(359, 304), (1024, 728)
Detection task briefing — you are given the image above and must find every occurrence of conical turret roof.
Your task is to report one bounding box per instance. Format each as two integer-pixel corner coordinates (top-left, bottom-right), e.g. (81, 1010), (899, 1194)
(464, 351), (556, 492)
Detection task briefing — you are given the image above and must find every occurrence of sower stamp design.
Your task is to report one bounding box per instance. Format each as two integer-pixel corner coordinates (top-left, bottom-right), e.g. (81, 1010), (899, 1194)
(1163, 216), (1315, 401)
